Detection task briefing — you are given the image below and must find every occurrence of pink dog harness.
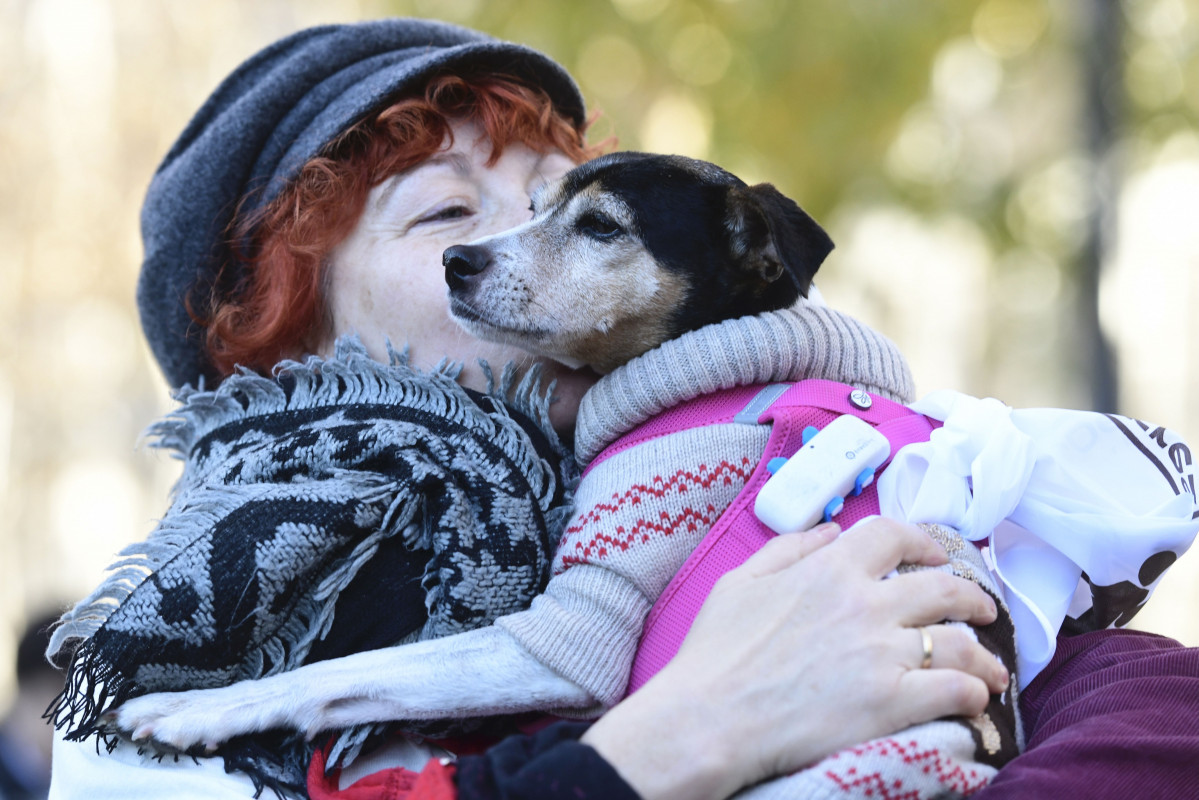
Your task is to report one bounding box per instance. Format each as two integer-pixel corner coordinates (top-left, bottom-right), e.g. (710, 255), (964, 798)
(582, 379), (938, 695)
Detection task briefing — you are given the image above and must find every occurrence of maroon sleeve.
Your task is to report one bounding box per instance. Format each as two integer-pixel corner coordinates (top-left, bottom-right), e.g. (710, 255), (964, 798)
(975, 629), (1199, 798)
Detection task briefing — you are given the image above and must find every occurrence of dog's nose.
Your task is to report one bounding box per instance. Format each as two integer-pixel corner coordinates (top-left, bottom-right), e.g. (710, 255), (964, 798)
(443, 244), (490, 291)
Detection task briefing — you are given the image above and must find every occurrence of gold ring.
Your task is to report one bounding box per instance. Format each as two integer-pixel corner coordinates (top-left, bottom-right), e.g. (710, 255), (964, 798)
(918, 626), (934, 669)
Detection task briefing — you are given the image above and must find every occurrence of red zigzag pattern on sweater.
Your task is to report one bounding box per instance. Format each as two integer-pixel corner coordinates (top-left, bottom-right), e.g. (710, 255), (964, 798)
(823, 738), (988, 798)
(558, 458), (754, 569)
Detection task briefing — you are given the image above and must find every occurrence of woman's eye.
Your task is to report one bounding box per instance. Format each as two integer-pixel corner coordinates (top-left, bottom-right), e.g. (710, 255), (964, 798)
(417, 205), (472, 224)
(577, 212), (622, 240)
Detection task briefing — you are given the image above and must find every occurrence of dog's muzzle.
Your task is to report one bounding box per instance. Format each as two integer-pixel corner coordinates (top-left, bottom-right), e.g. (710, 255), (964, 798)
(444, 244), (491, 293)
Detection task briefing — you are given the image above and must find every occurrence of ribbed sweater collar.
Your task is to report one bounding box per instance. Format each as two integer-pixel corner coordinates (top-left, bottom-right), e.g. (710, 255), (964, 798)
(574, 299), (914, 464)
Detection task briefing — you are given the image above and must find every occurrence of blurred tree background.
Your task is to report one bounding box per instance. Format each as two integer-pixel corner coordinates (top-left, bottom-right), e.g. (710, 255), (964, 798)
(0, 0), (1196, 708)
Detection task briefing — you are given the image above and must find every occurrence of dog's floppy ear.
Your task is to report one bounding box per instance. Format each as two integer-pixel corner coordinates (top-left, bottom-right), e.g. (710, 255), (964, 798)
(724, 183), (833, 297)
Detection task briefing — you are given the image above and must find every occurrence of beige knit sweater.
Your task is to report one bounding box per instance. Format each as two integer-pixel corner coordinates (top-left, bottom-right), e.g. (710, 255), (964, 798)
(498, 298), (916, 706)
(497, 299), (1019, 800)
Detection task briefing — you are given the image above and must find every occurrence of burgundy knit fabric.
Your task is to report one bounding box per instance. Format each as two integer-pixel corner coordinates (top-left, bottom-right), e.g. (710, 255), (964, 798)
(975, 629), (1199, 798)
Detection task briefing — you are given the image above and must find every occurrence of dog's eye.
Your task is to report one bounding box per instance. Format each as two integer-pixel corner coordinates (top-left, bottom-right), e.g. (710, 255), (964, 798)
(577, 212), (623, 241)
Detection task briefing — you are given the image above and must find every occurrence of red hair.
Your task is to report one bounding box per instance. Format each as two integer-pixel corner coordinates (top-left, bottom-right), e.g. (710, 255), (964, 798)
(201, 73), (605, 377)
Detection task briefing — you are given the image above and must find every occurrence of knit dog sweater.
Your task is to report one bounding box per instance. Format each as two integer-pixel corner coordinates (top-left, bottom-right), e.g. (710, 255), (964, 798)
(497, 300), (1021, 799)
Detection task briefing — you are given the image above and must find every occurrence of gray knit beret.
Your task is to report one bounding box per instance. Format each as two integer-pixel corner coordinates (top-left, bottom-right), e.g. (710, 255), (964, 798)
(137, 18), (585, 388)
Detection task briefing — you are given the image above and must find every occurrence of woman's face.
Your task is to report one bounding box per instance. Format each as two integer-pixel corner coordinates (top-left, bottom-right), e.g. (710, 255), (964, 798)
(320, 119), (596, 429)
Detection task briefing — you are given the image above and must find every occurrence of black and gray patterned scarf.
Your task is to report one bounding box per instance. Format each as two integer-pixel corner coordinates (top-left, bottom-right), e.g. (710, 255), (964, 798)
(47, 339), (576, 796)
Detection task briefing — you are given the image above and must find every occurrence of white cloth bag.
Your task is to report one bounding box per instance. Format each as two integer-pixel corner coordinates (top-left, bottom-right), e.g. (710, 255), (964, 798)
(878, 391), (1199, 687)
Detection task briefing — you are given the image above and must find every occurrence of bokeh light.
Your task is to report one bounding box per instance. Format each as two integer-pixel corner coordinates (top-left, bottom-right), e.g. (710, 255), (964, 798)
(639, 92), (713, 157)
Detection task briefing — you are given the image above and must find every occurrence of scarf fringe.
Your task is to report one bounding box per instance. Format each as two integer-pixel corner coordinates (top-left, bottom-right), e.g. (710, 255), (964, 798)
(145, 338), (562, 473)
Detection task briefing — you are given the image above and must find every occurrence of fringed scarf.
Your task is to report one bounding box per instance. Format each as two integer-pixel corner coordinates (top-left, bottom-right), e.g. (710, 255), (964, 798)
(46, 339), (576, 797)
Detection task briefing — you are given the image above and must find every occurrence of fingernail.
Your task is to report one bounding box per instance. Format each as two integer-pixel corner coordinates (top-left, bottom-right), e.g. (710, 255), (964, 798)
(809, 522), (840, 536)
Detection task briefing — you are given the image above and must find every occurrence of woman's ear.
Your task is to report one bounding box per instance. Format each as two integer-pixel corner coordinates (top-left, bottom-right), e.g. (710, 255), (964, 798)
(723, 183), (834, 298)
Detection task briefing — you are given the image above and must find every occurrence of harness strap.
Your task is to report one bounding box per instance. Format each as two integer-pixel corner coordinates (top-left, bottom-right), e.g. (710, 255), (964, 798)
(623, 379), (937, 695)
(582, 383), (766, 476)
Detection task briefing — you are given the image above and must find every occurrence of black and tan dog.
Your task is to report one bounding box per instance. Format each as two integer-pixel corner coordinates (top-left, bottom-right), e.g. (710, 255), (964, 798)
(443, 152), (832, 374)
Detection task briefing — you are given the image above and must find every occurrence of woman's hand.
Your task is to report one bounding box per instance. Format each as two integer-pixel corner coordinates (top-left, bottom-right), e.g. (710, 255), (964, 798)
(582, 518), (1008, 800)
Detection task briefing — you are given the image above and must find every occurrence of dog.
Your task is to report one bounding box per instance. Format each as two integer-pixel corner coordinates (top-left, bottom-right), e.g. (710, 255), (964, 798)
(111, 153), (1017, 795)
(443, 152), (830, 373)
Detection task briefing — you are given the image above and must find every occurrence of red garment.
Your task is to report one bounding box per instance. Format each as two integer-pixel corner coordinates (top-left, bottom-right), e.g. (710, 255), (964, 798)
(308, 745), (455, 800)
(308, 721), (635, 800)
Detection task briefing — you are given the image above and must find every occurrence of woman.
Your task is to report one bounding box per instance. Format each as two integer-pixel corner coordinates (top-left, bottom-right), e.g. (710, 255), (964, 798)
(48, 18), (1198, 800)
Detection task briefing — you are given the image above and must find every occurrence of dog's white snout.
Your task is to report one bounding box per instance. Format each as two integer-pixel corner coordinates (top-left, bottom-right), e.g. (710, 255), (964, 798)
(443, 244), (491, 292)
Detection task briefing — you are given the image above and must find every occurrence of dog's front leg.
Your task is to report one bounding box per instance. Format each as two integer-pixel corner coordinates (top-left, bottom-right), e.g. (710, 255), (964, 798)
(111, 625), (594, 752)
(313, 623), (596, 730)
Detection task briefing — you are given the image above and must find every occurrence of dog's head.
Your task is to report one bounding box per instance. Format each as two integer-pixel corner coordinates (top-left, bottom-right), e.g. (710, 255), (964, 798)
(444, 152), (833, 373)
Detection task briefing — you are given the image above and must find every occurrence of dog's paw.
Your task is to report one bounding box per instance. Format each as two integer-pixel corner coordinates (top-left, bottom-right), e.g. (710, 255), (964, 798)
(107, 690), (244, 754)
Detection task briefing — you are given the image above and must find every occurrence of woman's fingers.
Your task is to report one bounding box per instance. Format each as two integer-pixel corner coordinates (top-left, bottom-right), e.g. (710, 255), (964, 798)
(834, 517), (949, 578)
(907, 624), (1009, 694)
(898, 668), (993, 721)
(881, 570), (999, 627)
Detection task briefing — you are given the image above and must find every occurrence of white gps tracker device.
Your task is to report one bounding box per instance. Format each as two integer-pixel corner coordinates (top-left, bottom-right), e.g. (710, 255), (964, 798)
(754, 414), (891, 534)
